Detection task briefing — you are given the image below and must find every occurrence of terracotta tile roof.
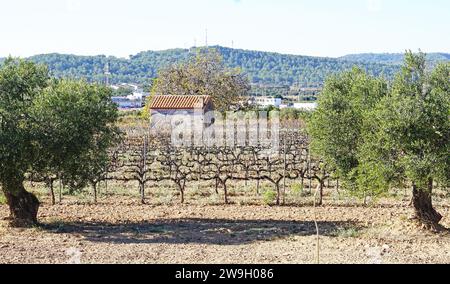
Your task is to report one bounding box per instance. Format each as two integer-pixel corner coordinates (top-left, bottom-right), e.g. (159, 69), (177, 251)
(149, 95), (212, 110)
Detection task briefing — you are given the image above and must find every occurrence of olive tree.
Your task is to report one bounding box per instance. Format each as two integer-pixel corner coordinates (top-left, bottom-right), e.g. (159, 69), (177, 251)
(149, 48), (250, 112)
(309, 52), (449, 230)
(360, 53), (449, 230)
(0, 59), (119, 227)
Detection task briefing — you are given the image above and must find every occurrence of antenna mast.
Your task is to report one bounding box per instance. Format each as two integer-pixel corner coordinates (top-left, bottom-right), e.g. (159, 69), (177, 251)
(104, 62), (111, 86)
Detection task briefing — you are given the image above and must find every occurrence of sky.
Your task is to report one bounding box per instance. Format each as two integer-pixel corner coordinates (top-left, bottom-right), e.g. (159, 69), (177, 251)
(0, 0), (449, 58)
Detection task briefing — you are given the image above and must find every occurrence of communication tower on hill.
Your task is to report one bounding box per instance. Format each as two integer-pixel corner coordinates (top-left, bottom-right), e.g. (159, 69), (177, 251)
(104, 62), (111, 86)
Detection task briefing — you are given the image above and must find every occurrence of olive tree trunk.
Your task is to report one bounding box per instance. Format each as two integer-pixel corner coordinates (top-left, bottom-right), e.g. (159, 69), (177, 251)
(412, 180), (442, 231)
(2, 179), (40, 227)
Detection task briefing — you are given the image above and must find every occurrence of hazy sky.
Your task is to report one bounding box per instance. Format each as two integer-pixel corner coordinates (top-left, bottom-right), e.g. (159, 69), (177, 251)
(1, 0), (449, 58)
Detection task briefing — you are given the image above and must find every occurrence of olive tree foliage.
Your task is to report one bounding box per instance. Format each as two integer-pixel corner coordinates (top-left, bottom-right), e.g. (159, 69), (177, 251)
(0, 58), (119, 227)
(149, 48), (250, 111)
(308, 67), (388, 194)
(33, 79), (120, 196)
(309, 52), (449, 230)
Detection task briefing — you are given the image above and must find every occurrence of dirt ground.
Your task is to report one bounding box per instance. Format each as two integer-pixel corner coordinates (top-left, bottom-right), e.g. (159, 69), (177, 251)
(1, 186), (450, 264)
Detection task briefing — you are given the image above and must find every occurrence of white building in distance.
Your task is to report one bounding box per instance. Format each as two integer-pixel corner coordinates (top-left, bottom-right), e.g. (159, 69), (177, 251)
(293, 102), (318, 111)
(250, 97), (283, 108)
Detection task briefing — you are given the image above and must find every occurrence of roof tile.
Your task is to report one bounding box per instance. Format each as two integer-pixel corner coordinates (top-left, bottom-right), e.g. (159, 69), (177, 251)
(150, 95), (212, 110)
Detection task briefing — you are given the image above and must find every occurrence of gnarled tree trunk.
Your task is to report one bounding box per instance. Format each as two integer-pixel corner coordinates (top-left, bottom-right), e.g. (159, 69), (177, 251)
(412, 180), (442, 231)
(3, 179), (40, 227)
(176, 181), (185, 204)
(318, 181), (324, 206)
(140, 182), (146, 205)
(275, 183), (280, 206)
(92, 183), (98, 204)
(49, 180), (56, 206)
(215, 178), (219, 195)
(222, 180), (229, 205)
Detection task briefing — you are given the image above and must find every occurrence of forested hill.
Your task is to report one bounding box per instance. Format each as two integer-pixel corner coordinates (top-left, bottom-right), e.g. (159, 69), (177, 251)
(2, 46), (447, 86)
(25, 46), (400, 86)
(339, 52), (450, 66)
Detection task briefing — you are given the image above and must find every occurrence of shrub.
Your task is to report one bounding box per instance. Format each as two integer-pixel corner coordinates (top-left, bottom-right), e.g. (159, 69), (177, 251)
(263, 189), (277, 205)
(0, 192), (6, 205)
(291, 183), (303, 195)
(335, 227), (361, 238)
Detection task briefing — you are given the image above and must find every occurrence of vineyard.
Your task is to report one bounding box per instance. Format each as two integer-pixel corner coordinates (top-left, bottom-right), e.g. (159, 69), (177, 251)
(14, 114), (449, 209)
(36, 120), (332, 207)
(1, 118), (449, 264)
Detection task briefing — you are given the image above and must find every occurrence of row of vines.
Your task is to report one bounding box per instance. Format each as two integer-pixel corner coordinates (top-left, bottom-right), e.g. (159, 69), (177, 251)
(29, 121), (336, 206)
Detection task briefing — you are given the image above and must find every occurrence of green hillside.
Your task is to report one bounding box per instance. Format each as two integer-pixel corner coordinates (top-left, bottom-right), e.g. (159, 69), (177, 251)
(4, 46), (398, 86)
(2, 47), (448, 86)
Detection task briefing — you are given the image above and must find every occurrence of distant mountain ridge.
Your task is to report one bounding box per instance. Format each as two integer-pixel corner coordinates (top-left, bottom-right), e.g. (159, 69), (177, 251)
(1, 46), (448, 86)
(339, 52), (450, 65)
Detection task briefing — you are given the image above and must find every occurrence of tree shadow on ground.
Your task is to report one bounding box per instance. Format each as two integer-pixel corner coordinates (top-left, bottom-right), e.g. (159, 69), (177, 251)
(42, 218), (363, 245)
